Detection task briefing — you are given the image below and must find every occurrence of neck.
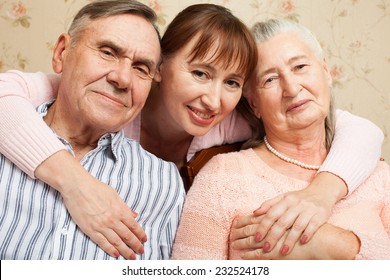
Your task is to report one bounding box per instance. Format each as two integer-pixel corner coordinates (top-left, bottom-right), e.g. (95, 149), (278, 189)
(256, 133), (327, 180)
(141, 90), (194, 168)
(44, 101), (102, 160)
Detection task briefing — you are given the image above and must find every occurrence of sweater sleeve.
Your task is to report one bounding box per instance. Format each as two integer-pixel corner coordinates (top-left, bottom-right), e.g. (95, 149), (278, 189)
(0, 71), (65, 178)
(318, 109), (384, 194)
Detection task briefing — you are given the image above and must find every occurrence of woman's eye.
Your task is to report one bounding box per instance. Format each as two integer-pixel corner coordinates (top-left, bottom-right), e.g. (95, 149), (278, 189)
(192, 70), (207, 79)
(226, 80), (241, 88)
(295, 64), (307, 71)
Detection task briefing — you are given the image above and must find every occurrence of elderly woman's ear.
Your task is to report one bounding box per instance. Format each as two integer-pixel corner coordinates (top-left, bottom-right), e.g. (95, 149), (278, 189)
(243, 75), (262, 119)
(322, 58), (333, 87)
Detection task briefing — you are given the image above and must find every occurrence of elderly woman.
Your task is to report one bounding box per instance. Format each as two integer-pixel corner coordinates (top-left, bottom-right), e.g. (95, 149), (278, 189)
(171, 19), (390, 260)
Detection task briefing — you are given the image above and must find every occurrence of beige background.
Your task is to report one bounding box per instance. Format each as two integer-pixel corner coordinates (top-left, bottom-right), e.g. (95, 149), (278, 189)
(1, 0), (389, 160)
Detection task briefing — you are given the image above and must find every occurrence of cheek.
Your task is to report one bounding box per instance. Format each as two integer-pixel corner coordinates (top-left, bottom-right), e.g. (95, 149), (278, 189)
(221, 92), (242, 114)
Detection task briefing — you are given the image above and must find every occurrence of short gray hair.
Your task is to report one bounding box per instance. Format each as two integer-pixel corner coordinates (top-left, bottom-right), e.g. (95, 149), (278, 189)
(68, 0), (160, 44)
(251, 18), (324, 59)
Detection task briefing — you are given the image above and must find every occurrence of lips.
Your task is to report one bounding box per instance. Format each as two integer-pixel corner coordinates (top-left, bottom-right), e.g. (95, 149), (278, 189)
(93, 91), (127, 107)
(188, 106), (214, 119)
(187, 106), (216, 125)
(286, 99), (310, 112)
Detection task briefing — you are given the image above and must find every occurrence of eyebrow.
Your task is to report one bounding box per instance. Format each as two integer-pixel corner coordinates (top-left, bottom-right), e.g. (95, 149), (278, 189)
(97, 39), (157, 71)
(258, 55), (309, 78)
(190, 62), (245, 80)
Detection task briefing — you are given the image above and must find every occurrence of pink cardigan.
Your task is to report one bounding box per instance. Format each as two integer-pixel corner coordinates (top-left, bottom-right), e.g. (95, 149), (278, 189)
(0, 70), (384, 191)
(171, 149), (390, 260)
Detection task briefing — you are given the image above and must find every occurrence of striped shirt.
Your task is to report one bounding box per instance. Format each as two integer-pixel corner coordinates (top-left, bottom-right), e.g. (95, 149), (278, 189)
(0, 102), (185, 260)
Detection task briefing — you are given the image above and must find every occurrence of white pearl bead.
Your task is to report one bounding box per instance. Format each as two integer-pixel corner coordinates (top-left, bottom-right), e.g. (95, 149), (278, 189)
(263, 136), (320, 170)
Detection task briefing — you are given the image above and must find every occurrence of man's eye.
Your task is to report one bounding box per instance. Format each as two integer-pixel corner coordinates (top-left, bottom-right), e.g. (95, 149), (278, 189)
(133, 65), (152, 80)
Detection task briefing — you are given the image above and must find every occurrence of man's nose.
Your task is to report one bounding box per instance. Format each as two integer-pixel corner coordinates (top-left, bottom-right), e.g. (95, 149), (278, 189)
(106, 59), (133, 91)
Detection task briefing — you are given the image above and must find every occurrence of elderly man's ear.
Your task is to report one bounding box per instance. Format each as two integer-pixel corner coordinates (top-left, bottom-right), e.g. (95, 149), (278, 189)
(52, 33), (71, 74)
(153, 60), (162, 82)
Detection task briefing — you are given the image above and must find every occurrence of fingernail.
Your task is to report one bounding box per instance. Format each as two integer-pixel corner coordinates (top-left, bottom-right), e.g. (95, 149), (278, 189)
(132, 210), (138, 217)
(114, 250), (120, 258)
(142, 235), (147, 243)
(129, 253), (136, 260)
(281, 245), (289, 255)
(138, 246), (144, 254)
(263, 241), (271, 252)
(255, 232), (262, 242)
(301, 235), (308, 244)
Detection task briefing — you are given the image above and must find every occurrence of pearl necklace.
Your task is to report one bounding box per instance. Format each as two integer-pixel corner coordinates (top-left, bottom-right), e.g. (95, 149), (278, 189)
(263, 136), (320, 170)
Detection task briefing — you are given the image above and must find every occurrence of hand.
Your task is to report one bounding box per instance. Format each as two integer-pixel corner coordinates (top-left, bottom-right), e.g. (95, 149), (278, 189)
(248, 172), (347, 255)
(230, 214), (312, 259)
(230, 214), (359, 260)
(35, 150), (146, 259)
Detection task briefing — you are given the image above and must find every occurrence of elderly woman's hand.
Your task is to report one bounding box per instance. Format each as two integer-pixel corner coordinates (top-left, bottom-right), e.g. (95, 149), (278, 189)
(236, 172), (347, 255)
(229, 214), (359, 259)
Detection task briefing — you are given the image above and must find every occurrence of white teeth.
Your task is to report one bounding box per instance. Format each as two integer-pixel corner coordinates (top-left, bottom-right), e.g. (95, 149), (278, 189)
(190, 107), (212, 119)
(195, 111), (212, 119)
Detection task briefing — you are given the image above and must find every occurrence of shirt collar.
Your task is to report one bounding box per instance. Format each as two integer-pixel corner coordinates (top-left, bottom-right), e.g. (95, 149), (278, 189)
(36, 100), (124, 162)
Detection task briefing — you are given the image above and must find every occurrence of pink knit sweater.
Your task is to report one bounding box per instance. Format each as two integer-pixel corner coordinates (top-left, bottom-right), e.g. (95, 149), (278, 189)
(0, 70), (384, 191)
(171, 149), (390, 260)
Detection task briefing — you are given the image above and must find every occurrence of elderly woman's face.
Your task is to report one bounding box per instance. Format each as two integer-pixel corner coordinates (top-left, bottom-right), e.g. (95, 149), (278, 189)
(250, 32), (332, 133)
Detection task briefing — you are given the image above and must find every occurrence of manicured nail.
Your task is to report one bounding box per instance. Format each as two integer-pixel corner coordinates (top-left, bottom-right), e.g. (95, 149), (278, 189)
(132, 210), (138, 217)
(263, 241), (271, 252)
(255, 232), (262, 242)
(301, 234), (308, 244)
(281, 245), (289, 255)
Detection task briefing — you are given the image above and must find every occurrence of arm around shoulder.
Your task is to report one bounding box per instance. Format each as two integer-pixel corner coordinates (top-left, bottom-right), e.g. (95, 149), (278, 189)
(319, 109), (384, 194)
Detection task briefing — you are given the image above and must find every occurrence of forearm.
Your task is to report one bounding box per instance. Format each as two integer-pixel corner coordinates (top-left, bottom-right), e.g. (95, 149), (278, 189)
(0, 96), (65, 178)
(319, 110), (383, 194)
(310, 223), (360, 260)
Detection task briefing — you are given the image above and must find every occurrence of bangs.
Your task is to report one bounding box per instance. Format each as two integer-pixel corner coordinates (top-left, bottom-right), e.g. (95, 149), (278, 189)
(188, 27), (256, 81)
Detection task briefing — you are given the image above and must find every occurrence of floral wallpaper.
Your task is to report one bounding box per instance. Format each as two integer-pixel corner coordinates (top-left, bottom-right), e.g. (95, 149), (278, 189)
(1, 0), (390, 160)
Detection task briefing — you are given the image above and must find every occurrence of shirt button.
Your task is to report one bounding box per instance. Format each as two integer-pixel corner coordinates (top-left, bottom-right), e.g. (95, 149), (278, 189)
(61, 228), (68, 235)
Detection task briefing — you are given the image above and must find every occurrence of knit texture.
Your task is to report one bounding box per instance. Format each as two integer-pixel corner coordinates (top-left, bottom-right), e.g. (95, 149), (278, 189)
(171, 149), (390, 260)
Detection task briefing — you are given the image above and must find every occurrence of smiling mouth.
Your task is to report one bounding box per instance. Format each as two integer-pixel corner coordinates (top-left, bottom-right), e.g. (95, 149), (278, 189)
(287, 99), (310, 112)
(94, 91), (126, 107)
(188, 106), (214, 119)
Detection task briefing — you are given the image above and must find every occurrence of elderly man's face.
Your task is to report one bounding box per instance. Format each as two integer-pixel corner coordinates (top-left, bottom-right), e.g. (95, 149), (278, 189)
(52, 14), (161, 133)
(249, 32), (332, 134)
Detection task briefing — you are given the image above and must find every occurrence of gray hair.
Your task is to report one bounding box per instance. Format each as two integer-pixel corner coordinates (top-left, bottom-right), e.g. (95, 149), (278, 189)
(68, 0), (160, 44)
(243, 19), (335, 150)
(251, 18), (324, 59)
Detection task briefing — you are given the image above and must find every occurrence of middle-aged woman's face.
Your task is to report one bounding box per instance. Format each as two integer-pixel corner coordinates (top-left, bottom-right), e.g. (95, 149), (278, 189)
(249, 32), (332, 135)
(157, 36), (245, 137)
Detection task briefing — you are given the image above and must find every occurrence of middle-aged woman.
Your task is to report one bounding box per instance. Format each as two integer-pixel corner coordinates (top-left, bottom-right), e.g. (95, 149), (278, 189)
(0, 4), (384, 258)
(171, 18), (390, 260)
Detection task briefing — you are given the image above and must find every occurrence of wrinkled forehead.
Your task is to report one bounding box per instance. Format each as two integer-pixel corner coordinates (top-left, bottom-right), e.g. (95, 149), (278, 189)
(78, 15), (161, 63)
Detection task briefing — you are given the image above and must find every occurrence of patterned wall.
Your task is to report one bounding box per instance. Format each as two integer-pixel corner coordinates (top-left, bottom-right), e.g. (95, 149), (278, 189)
(1, 0), (389, 160)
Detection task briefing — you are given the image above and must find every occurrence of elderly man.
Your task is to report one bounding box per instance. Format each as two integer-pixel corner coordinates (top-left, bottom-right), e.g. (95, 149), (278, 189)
(0, 0), (185, 260)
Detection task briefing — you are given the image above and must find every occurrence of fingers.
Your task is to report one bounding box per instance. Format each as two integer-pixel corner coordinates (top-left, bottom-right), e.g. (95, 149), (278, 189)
(231, 214), (263, 230)
(230, 221), (262, 249)
(251, 199), (290, 246)
(253, 195), (283, 216)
